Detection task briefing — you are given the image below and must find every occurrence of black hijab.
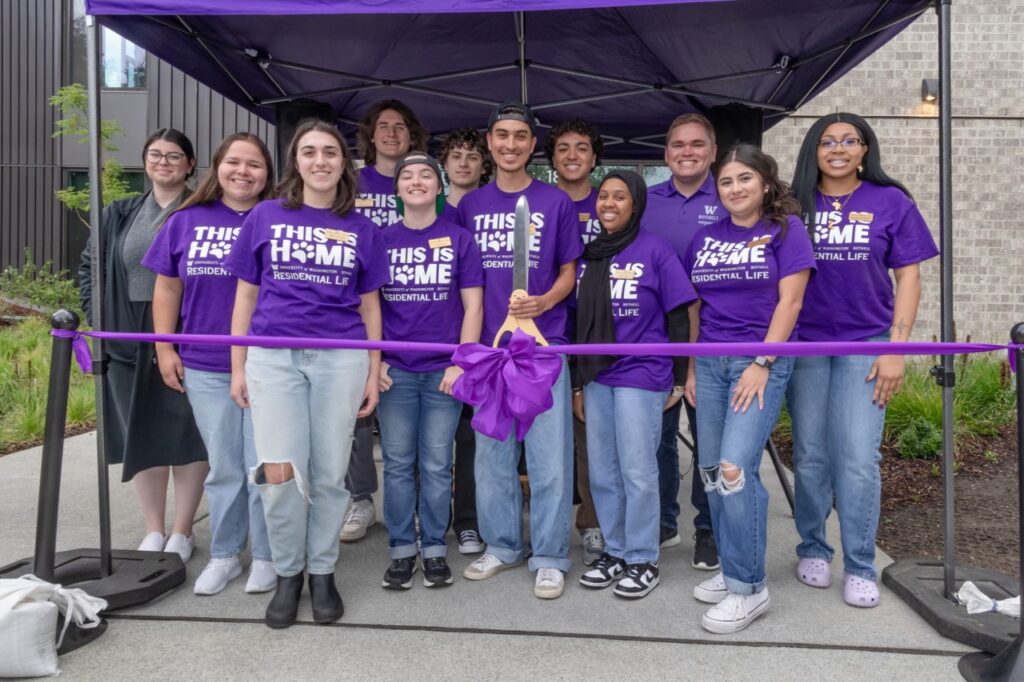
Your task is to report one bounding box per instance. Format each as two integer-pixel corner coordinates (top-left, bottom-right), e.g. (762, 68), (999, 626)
(575, 170), (647, 386)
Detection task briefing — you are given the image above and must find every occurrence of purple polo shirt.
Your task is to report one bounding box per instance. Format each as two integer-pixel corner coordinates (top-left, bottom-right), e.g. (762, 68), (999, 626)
(456, 179), (583, 346)
(798, 181), (939, 341)
(355, 165), (401, 228)
(142, 200), (248, 373)
(641, 173), (723, 258)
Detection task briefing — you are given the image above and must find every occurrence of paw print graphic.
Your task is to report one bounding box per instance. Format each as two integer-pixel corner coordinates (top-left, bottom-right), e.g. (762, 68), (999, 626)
(392, 264), (415, 285)
(368, 208), (389, 226)
(291, 241), (315, 263)
(208, 241), (232, 259)
(486, 231), (508, 251)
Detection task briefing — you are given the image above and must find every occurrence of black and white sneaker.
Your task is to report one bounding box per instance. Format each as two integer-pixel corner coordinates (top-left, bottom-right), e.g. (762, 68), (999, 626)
(579, 553), (626, 589)
(422, 557), (454, 587)
(613, 562), (660, 599)
(457, 529), (485, 554)
(382, 557), (417, 590)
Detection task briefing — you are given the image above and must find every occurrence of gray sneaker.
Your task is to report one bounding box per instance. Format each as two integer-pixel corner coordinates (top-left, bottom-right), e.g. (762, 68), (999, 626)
(581, 528), (605, 566)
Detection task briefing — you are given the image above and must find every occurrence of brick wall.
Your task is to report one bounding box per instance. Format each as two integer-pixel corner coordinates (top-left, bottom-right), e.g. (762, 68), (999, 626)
(762, 0), (1024, 343)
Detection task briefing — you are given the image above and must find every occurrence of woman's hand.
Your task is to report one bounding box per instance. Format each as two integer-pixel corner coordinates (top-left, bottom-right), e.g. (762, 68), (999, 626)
(731, 363), (769, 413)
(572, 390), (585, 423)
(359, 373), (380, 418)
(230, 369), (249, 408)
(378, 362), (393, 393)
(867, 354), (905, 406)
(155, 347), (185, 393)
(664, 389), (682, 411)
(439, 365), (463, 395)
(684, 366), (697, 407)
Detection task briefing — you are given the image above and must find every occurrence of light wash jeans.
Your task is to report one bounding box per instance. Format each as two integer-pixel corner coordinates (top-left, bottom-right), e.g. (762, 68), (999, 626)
(184, 368), (270, 561)
(377, 367), (462, 560)
(246, 347), (368, 577)
(583, 382), (666, 564)
(473, 358), (573, 573)
(695, 355), (793, 595)
(787, 348), (887, 580)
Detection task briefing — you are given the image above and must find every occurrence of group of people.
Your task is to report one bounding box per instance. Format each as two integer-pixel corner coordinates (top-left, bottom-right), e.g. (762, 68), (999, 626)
(79, 98), (937, 634)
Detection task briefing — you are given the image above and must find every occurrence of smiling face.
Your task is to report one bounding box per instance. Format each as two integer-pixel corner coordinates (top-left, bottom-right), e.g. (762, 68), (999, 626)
(372, 109), (412, 165)
(816, 122), (868, 186)
(217, 140), (269, 211)
(487, 120), (536, 175)
(716, 160), (767, 226)
(296, 130), (344, 203)
(396, 163), (442, 211)
(596, 177), (634, 234)
(664, 122), (716, 188)
(144, 139), (194, 190)
(552, 132), (596, 184)
(443, 145), (484, 190)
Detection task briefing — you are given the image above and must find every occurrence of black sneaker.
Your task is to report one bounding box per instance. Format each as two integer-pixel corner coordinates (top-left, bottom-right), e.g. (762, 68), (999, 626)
(382, 557), (417, 590)
(659, 526), (681, 548)
(422, 557), (454, 587)
(613, 562), (660, 599)
(578, 553), (626, 589)
(692, 528), (720, 571)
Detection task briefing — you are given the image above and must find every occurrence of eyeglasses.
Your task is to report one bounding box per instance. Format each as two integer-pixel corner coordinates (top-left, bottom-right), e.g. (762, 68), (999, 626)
(818, 138), (864, 151)
(145, 150), (187, 165)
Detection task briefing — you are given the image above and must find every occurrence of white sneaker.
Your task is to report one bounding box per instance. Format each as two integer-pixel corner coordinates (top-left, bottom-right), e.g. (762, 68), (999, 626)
(245, 559), (277, 593)
(701, 589), (771, 634)
(462, 553), (522, 580)
(694, 572), (729, 604)
(340, 499), (377, 542)
(164, 533), (195, 563)
(534, 568), (565, 599)
(137, 531), (166, 552)
(193, 556), (242, 595)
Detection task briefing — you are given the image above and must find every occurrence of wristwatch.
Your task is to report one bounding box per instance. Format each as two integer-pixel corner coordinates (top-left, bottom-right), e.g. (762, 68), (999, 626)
(752, 356), (774, 369)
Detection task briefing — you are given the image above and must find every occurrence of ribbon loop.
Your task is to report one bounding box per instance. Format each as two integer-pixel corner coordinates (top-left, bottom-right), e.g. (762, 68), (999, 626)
(50, 329), (93, 374)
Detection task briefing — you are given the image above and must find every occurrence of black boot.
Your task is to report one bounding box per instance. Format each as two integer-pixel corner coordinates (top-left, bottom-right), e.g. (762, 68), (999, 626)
(265, 574), (304, 629)
(308, 572), (344, 623)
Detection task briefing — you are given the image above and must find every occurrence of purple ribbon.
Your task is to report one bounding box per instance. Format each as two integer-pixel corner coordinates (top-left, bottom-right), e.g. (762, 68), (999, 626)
(451, 329), (563, 442)
(51, 329), (93, 373)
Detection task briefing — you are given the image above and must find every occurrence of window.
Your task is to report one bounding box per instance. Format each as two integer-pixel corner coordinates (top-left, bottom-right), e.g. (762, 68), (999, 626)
(70, 0), (147, 89)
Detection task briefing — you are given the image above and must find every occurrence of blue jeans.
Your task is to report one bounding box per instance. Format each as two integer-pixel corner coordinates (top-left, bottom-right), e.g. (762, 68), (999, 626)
(184, 368), (270, 561)
(695, 355), (793, 595)
(377, 367), (462, 560)
(658, 401), (713, 533)
(474, 358), (573, 573)
(787, 351), (886, 580)
(584, 383), (666, 564)
(246, 347), (367, 577)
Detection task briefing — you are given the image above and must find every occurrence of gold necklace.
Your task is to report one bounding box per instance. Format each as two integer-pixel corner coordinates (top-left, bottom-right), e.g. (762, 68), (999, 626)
(819, 185), (860, 229)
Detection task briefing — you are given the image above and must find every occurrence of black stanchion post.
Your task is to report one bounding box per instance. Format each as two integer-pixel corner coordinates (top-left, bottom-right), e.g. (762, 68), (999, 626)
(958, 323), (1024, 680)
(32, 310), (80, 581)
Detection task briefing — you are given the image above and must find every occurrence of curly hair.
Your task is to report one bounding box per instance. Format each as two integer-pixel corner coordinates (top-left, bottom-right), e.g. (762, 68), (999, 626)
(276, 119), (359, 216)
(712, 144), (801, 236)
(355, 99), (428, 166)
(543, 118), (603, 167)
(438, 128), (493, 186)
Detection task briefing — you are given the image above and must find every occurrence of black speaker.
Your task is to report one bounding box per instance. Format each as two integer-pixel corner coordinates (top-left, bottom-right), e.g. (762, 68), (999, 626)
(706, 103), (764, 159)
(274, 100), (335, 179)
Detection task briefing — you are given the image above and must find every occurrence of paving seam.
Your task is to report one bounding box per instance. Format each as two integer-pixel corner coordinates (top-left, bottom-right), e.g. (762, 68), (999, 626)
(104, 613), (968, 658)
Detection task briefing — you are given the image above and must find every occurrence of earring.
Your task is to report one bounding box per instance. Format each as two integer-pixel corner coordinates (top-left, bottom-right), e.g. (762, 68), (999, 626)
(857, 164), (864, 175)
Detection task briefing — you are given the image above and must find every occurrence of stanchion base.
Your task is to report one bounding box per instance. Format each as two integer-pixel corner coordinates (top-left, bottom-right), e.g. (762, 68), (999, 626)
(0, 548), (186, 612)
(959, 640), (1023, 682)
(57, 618), (108, 655)
(882, 559), (1019, 655)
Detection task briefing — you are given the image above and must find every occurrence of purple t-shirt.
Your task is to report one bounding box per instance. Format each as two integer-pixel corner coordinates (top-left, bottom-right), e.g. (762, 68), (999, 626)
(685, 215), (816, 343)
(577, 231), (697, 391)
(440, 201), (461, 224)
(798, 181), (939, 341)
(380, 216), (484, 372)
(355, 165), (400, 228)
(227, 199), (389, 339)
(641, 174), (724, 258)
(456, 180), (583, 346)
(142, 200), (248, 373)
(574, 189), (601, 245)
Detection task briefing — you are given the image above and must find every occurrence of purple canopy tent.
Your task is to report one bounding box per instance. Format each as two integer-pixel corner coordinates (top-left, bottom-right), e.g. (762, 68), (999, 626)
(69, 0), (1003, 675)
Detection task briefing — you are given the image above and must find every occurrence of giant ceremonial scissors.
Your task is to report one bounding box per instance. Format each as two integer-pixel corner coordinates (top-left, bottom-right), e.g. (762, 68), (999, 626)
(492, 195), (548, 347)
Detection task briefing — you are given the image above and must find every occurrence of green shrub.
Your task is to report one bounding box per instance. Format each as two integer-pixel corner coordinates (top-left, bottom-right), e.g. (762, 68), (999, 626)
(0, 249), (83, 318)
(896, 415), (944, 459)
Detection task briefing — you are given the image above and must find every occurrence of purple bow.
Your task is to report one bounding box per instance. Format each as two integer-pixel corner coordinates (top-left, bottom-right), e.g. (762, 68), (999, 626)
(452, 329), (563, 442)
(51, 329), (93, 373)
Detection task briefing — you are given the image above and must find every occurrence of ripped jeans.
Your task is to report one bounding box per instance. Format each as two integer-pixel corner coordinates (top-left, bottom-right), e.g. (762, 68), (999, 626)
(246, 347), (368, 577)
(694, 355), (793, 595)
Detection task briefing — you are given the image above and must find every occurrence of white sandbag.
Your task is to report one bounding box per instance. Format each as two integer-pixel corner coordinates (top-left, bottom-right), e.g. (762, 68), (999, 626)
(955, 580), (1021, 619)
(0, 575), (109, 678)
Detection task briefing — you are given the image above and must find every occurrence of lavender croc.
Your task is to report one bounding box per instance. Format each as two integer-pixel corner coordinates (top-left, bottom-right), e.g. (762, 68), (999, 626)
(843, 574), (880, 608)
(796, 558), (831, 588)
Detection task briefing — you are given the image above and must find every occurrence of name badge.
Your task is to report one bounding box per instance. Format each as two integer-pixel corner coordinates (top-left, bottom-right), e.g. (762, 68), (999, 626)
(429, 236), (452, 249)
(612, 268), (635, 280)
(578, 212), (591, 222)
(849, 211), (874, 224)
(324, 229), (352, 243)
(355, 196), (374, 208)
(529, 223), (537, 234)
(747, 236), (771, 248)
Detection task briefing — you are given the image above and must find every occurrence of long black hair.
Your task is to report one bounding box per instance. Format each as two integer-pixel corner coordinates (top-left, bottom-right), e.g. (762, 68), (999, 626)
(791, 112), (913, 226)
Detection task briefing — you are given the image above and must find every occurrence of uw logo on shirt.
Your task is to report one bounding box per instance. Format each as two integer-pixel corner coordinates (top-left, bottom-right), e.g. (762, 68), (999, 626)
(698, 204), (720, 226)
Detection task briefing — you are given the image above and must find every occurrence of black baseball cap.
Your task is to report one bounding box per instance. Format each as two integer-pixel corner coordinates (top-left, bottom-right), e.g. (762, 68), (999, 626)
(487, 102), (537, 133)
(392, 152), (446, 216)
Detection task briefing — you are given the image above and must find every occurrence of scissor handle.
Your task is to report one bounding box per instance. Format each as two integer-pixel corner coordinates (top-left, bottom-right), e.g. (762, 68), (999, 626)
(491, 289), (549, 347)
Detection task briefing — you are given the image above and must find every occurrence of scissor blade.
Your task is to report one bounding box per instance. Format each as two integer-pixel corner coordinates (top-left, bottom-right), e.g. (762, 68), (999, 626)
(513, 195), (530, 292)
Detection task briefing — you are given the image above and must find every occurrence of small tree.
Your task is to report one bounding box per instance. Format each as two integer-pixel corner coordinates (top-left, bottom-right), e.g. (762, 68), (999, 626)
(50, 84), (139, 228)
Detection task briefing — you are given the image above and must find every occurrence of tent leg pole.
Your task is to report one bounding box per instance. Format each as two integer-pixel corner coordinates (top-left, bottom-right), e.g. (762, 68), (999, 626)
(515, 11), (527, 103)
